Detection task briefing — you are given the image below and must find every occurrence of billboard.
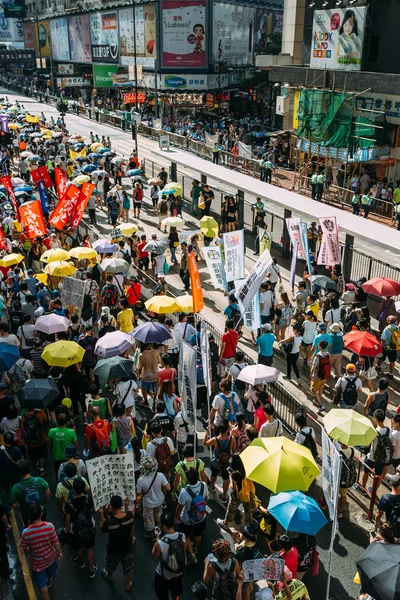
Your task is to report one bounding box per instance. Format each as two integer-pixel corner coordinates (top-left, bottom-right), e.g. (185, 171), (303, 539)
(161, 0), (206, 69)
(0, 14), (23, 43)
(254, 7), (283, 54)
(50, 18), (70, 61)
(37, 20), (51, 57)
(310, 7), (367, 71)
(213, 3), (255, 66)
(119, 5), (157, 67)
(93, 64), (118, 87)
(90, 11), (119, 63)
(23, 21), (35, 49)
(68, 15), (91, 63)
(2, 0), (25, 19)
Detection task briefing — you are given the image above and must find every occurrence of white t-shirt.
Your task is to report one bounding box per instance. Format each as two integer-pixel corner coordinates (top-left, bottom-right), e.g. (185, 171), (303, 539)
(259, 419), (283, 438)
(124, 445), (148, 472)
(302, 321), (317, 345)
(115, 379), (137, 415)
(0, 334), (19, 347)
(155, 532), (186, 580)
(174, 412), (194, 443)
(335, 376), (363, 403)
(229, 362), (248, 381)
(212, 392), (241, 426)
(259, 291), (273, 317)
(146, 436), (175, 459)
(113, 274), (125, 295)
(136, 472), (168, 508)
(245, 389), (259, 414)
(391, 429), (400, 460)
(268, 264), (280, 284)
(178, 481), (208, 525)
(325, 307), (342, 327)
(17, 324), (35, 349)
(290, 336), (302, 354)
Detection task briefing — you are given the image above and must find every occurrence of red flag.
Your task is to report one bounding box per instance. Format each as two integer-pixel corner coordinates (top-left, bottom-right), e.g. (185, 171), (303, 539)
(30, 168), (41, 186)
(70, 183), (96, 228)
(48, 184), (81, 230)
(54, 167), (67, 203)
(19, 200), (47, 239)
(1, 176), (20, 222)
(37, 166), (53, 189)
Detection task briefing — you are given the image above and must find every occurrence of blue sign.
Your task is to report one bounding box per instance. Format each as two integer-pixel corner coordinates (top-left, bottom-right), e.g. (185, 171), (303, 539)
(38, 181), (50, 216)
(164, 76), (186, 88)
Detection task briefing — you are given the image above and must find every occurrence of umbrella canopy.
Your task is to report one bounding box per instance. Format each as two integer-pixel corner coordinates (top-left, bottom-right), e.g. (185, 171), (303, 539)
(147, 177), (163, 185)
(111, 156), (126, 165)
(162, 216), (185, 229)
(143, 238), (169, 255)
(119, 223), (138, 236)
(95, 331), (133, 359)
(20, 151), (33, 158)
(44, 261), (76, 277)
(92, 239), (117, 254)
(310, 275), (337, 290)
(40, 248), (70, 263)
(42, 340), (85, 367)
(164, 182), (183, 196)
(200, 216), (219, 238)
(26, 155), (41, 163)
(100, 257), (130, 274)
(11, 177), (24, 187)
(35, 314), (69, 335)
(93, 356), (133, 382)
(356, 542), (400, 600)
(81, 164), (97, 173)
(17, 378), (61, 409)
(362, 277), (400, 297)
(69, 247), (98, 260)
(126, 169), (142, 176)
(90, 143), (104, 152)
(132, 322), (172, 344)
(236, 364), (280, 385)
(0, 253), (24, 267)
(240, 437), (320, 493)
(14, 185), (33, 193)
(92, 169), (107, 177)
(0, 343), (20, 371)
(268, 490), (328, 536)
(174, 294), (194, 313)
(323, 409), (377, 446)
(144, 296), (178, 314)
(343, 330), (382, 357)
(73, 174), (91, 185)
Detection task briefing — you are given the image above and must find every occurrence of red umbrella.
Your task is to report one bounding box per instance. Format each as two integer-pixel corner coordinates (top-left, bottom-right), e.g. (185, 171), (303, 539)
(361, 277), (400, 297)
(343, 330), (383, 357)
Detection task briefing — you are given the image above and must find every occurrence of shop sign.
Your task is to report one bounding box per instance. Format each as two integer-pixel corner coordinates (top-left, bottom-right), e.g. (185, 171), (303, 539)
(56, 77), (91, 88)
(122, 92), (146, 104)
(93, 64), (118, 87)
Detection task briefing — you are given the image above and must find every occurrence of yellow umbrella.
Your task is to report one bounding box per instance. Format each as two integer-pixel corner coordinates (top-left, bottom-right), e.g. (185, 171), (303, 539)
(44, 261), (76, 277)
(40, 248), (70, 263)
(119, 223), (138, 236)
(40, 128), (52, 136)
(164, 182), (183, 197)
(162, 216), (185, 229)
(90, 142), (104, 152)
(42, 341), (85, 368)
(0, 253), (25, 267)
(73, 175), (91, 185)
(69, 247), (98, 260)
(200, 216), (219, 238)
(12, 220), (22, 232)
(36, 273), (49, 285)
(9, 123), (21, 130)
(323, 409), (377, 447)
(240, 437), (320, 493)
(144, 296), (178, 314)
(174, 294), (194, 313)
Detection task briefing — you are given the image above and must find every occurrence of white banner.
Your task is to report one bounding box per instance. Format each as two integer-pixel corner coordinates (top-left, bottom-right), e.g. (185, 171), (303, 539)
(86, 454), (136, 510)
(321, 428), (341, 522)
(203, 245), (227, 291)
(153, 118), (162, 130)
(205, 133), (218, 147)
(200, 319), (211, 397)
(236, 249), (273, 312)
(179, 229), (200, 245)
(238, 141), (252, 159)
(285, 216), (305, 260)
(178, 341), (197, 427)
(235, 282), (261, 332)
(223, 230), (245, 282)
(61, 276), (86, 309)
(317, 216), (341, 266)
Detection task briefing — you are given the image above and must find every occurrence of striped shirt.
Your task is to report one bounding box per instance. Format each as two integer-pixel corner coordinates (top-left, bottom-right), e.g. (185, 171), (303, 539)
(20, 522), (57, 572)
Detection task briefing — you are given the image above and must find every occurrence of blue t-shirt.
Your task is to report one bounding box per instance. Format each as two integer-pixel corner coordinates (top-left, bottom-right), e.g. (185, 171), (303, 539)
(330, 332), (343, 354)
(224, 304), (240, 319)
(256, 333), (275, 357)
(312, 333), (332, 355)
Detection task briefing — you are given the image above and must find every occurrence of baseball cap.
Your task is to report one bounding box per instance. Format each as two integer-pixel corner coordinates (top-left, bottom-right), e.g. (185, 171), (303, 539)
(317, 323), (327, 331)
(346, 363), (356, 372)
(262, 323), (272, 331)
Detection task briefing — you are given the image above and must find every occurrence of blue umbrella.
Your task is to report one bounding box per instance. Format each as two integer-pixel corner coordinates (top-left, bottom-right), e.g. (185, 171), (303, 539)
(132, 322), (172, 344)
(126, 169), (142, 176)
(0, 343), (20, 371)
(88, 152), (102, 159)
(267, 490), (328, 536)
(26, 155), (41, 162)
(14, 185), (33, 193)
(92, 239), (117, 254)
(81, 164), (97, 173)
(159, 188), (177, 196)
(74, 143), (85, 149)
(102, 151), (115, 157)
(99, 147), (110, 153)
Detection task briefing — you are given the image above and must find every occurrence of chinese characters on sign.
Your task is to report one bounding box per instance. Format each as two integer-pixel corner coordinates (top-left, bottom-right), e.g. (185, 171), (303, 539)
(242, 557), (285, 582)
(19, 200), (47, 239)
(223, 230), (245, 282)
(86, 454), (136, 511)
(321, 428), (341, 522)
(236, 249), (272, 312)
(178, 341), (197, 427)
(203, 246), (227, 292)
(61, 276), (86, 309)
(317, 216), (341, 266)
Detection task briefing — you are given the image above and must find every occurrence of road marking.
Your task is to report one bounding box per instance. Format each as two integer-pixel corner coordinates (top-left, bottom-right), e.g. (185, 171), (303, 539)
(9, 511), (36, 600)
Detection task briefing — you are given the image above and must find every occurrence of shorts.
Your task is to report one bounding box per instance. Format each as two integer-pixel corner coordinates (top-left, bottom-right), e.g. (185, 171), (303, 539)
(210, 463), (230, 480)
(70, 533), (95, 551)
(311, 379), (326, 394)
(362, 457), (385, 476)
(154, 572), (183, 600)
(301, 341), (311, 347)
(339, 487), (348, 498)
(32, 560), (57, 589)
(105, 551), (133, 576)
(179, 516), (207, 538)
(117, 436), (131, 449)
(27, 443), (48, 461)
(133, 202), (142, 209)
(382, 349), (397, 363)
(140, 380), (156, 392)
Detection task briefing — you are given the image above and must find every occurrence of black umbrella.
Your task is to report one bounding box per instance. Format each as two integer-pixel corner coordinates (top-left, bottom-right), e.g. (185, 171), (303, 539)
(93, 356), (133, 382)
(17, 378), (60, 409)
(356, 542), (400, 600)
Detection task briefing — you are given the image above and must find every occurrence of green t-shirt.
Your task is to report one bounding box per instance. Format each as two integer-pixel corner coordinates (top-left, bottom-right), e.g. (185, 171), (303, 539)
(90, 398), (108, 420)
(175, 458), (205, 491)
(48, 427), (77, 461)
(394, 188), (400, 204)
(11, 476), (49, 514)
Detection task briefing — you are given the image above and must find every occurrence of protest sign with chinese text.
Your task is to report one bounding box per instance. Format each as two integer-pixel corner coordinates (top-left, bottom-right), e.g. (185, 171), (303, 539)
(61, 276), (86, 309)
(178, 341), (196, 427)
(236, 249), (272, 312)
(318, 217), (341, 266)
(49, 184), (81, 230)
(86, 454), (136, 510)
(203, 246), (227, 292)
(1, 176), (20, 221)
(19, 200), (47, 239)
(37, 181), (50, 216)
(54, 167), (67, 203)
(242, 557), (285, 582)
(223, 229), (245, 282)
(71, 183), (96, 228)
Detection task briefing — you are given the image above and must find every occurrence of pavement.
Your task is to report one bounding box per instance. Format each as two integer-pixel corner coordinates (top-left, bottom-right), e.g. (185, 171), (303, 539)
(0, 89), (391, 600)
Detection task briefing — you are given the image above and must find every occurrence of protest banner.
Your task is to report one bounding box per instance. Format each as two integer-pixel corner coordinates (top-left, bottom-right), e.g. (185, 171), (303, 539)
(236, 248), (272, 312)
(223, 229), (245, 282)
(70, 182), (96, 228)
(200, 318), (211, 397)
(188, 250), (204, 313)
(49, 184), (81, 230)
(321, 428), (341, 522)
(54, 167), (67, 203)
(299, 221), (313, 277)
(61, 276), (86, 309)
(37, 181), (50, 216)
(285, 216), (305, 259)
(234, 281), (261, 332)
(178, 341), (197, 427)
(318, 217), (341, 266)
(203, 246), (227, 292)
(26, 114), (39, 123)
(242, 557), (285, 582)
(290, 240), (298, 291)
(1, 176), (20, 221)
(275, 579), (310, 600)
(19, 200), (47, 239)
(86, 454), (136, 510)
(37, 166), (54, 189)
(69, 147), (87, 160)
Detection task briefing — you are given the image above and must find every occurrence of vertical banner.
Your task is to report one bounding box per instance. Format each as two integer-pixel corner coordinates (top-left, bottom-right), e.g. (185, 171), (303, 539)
(54, 167), (67, 203)
(236, 249), (273, 312)
(321, 429), (341, 522)
(200, 318), (211, 398)
(258, 228), (272, 255)
(290, 240), (298, 292)
(0, 115), (9, 132)
(178, 341), (197, 427)
(70, 183), (96, 228)
(318, 217), (341, 266)
(235, 282), (261, 332)
(19, 200), (47, 239)
(299, 221), (313, 282)
(285, 217), (305, 259)
(48, 184), (81, 230)
(188, 250), (204, 313)
(37, 181), (50, 216)
(37, 166), (53, 189)
(86, 454), (135, 511)
(1, 176), (20, 221)
(203, 246), (227, 292)
(223, 230), (245, 282)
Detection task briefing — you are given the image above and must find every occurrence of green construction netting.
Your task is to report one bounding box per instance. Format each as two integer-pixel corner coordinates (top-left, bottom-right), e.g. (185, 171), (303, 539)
(297, 89), (353, 148)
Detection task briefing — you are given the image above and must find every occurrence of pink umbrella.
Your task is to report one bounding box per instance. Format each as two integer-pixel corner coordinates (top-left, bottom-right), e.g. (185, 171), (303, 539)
(95, 331), (133, 358)
(35, 314), (69, 335)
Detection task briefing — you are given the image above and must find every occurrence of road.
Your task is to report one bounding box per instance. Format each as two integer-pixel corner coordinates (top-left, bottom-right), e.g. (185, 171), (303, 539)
(0, 89), (371, 600)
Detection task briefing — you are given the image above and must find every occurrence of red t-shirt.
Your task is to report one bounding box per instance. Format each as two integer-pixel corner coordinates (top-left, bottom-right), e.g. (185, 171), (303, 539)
(221, 330), (239, 359)
(134, 188), (143, 202)
(254, 406), (267, 432)
(157, 367), (177, 385)
(125, 283), (141, 305)
(280, 547), (298, 579)
(137, 242), (148, 258)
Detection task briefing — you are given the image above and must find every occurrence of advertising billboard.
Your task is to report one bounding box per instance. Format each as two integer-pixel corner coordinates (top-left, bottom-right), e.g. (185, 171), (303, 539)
(213, 3), (255, 66)
(2, 0), (25, 19)
(0, 14), (23, 43)
(23, 21), (35, 49)
(254, 7), (283, 54)
(93, 64), (118, 87)
(68, 15), (91, 63)
(310, 7), (367, 71)
(90, 11), (119, 63)
(37, 20), (51, 57)
(119, 5), (156, 67)
(161, 0), (206, 69)
(50, 18), (70, 61)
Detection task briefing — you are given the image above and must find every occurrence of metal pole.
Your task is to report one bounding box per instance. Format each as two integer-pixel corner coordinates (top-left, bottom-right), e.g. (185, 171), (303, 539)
(35, 16), (43, 92)
(132, 0), (138, 112)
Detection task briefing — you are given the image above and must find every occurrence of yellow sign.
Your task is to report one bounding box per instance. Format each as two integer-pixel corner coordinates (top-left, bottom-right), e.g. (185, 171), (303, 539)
(293, 90), (300, 130)
(275, 579), (310, 600)
(69, 147), (87, 160)
(259, 228), (272, 255)
(26, 114), (39, 124)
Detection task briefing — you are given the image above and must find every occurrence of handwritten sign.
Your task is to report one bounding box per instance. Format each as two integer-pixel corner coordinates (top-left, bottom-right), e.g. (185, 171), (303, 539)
(242, 557), (285, 582)
(61, 276), (86, 309)
(86, 453), (136, 510)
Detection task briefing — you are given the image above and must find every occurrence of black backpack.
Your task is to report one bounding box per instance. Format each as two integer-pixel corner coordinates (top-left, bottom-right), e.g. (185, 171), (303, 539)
(385, 496), (400, 537)
(121, 249), (132, 265)
(160, 533), (186, 574)
(340, 449), (357, 489)
(300, 428), (318, 460)
(68, 496), (95, 546)
(211, 559), (238, 600)
(233, 364), (246, 391)
(24, 413), (44, 445)
(342, 377), (359, 407)
(228, 306), (241, 329)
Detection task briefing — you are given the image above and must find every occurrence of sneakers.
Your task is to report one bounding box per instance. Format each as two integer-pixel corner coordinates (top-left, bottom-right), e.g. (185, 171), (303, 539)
(317, 405), (326, 414)
(71, 556), (85, 569)
(89, 564), (98, 579)
(47, 574), (58, 589)
(208, 483), (216, 492)
(219, 493), (228, 504)
(188, 553), (198, 564)
(283, 375), (291, 381)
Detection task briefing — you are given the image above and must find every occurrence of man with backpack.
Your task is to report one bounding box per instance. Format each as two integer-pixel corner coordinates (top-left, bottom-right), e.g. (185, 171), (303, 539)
(136, 456), (171, 542)
(203, 538), (241, 600)
(101, 275), (120, 317)
(310, 339), (330, 414)
(294, 413), (318, 460)
(229, 351), (248, 403)
(11, 461), (50, 527)
(224, 295), (242, 332)
(146, 423), (175, 476)
(204, 420), (236, 504)
(375, 473), (400, 536)
(20, 408), (48, 475)
(335, 363), (362, 409)
(84, 407), (111, 458)
(55, 462), (90, 515)
(210, 379), (242, 433)
(175, 467), (208, 564)
(378, 315), (400, 379)
(64, 477), (97, 579)
(338, 441), (357, 519)
(79, 324), (98, 382)
(172, 444), (208, 499)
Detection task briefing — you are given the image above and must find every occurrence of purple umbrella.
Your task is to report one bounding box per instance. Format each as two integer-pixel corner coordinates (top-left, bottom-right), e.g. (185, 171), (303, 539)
(92, 239), (117, 254)
(132, 322), (172, 344)
(95, 331), (133, 358)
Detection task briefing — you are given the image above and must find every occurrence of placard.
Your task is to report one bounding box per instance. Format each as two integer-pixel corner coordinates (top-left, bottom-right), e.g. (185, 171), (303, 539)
(242, 557), (285, 582)
(223, 229), (244, 282)
(61, 276), (86, 309)
(178, 341), (197, 427)
(236, 248), (272, 312)
(86, 454), (136, 510)
(203, 245), (226, 292)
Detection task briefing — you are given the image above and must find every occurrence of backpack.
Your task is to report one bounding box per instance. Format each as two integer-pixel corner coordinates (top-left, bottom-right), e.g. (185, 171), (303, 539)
(300, 428), (318, 460)
(340, 449), (357, 489)
(186, 482), (207, 524)
(9, 361), (28, 394)
(342, 377), (359, 407)
(236, 426), (250, 453)
(389, 326), (400, 351)
(197, 358), (205, 385)
(61, 478), (75, 502)
(160, 533), (186, 574)
(17, 477), (41, 509)
(103, 285), (117, 307)
(23, 413), (44, 445)
(215, 437), (232, 470)
(121, 249), (132, 265)
(89, 422), (111, 454)
(69, 496), (95, 546)
(211, 559), (238, 600)
(233, 364), (246, 391)
(153, 438), (172, 474)
(317, 353), (331, 380)
(372, 427), (393, 465)
(80, 335), (97, 367)
(220, 392), (239, 423)
(228, 306), (241, 330)
(385, 496), (400, 537)
(22, 238), (31, 252)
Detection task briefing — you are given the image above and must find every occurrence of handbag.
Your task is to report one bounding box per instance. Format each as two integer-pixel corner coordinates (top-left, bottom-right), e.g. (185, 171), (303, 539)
(282, 339), (293, 354)
(360, 366), (377, 380)
(198, 193), (206, 210)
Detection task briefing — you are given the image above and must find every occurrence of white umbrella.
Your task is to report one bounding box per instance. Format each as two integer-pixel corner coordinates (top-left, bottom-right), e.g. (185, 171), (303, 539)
(100, 257), (130, 274)
(34, 314), (69, 335)
(236, 364), (279, 385)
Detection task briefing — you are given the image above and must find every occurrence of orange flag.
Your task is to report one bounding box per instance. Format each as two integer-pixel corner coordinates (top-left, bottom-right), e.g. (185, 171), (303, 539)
(54, 167), (67, 203)
(188, 251), (204, 313)
(48, 184), (81, 230)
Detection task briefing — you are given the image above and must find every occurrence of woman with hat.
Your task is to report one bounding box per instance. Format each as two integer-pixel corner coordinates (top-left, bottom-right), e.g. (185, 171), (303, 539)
(135, 455), (170, 542)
